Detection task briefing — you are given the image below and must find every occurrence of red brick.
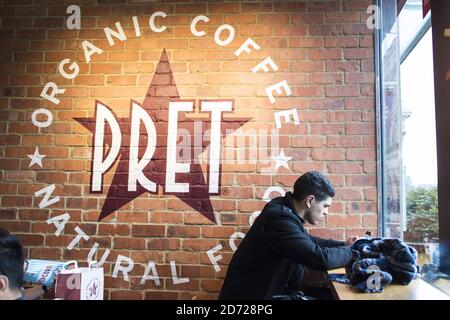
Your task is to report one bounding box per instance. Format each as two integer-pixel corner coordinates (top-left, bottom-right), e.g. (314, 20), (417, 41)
(111, 290), (143, 300)
(45, 235), (73, 247)
(343, 24), (374, 36)
(344, 0), (373, 11)
(275, 175), (298, 187)
(5, 170), (35, 181)
(325, 61), (360, 72)
(346, 148), (376, 161)
(362, 111), (376, 122)
(184, 212), (216, 225)
(326, 86), (360, 97)
(130, 251), (164, 264)
(309, 24), (343, 36)
(147, 238), (180, 251)
(309, 49), (342, 60)
(133, 198), (166, 211)
(274, 25), (307, 36)
(98, 224), (130, 236)
(240, 25), (273, 36)
(311, 149), (345, 161)
(326, 12), (360, 23)
(132, 225), (166, 237)
(308, 228), (345, 241)
(361, 84), (375, 96)
(242, 2), (273, 13)
(167, 226), (201, 238)
(327, 214), (361, 227)
(327, 136), (362, 148)
(183, 239), (220, 252)
(16, 234), (44, 247)
(157, 39), (188, 49)
(182, 265), (217, 278)
(201, 226), (236, 238)
(334, 188), (363, 201)
(324, 37), (359, 48)
(208, 2), (240, 13)
(309, 73), (343, 85)
(1, 196), (31, 207)
(201, 279), (223, 293)
(308, 1), (341, 11)
(362, 215), (378, 228)
(0, 210), (16, 220)
(327, 162), (362, 174)
(151, 211), (183, 224)
(30, 247), (62, 260)
(113, 237), (146, 250)
(344, 48), (374, 60)
(291, 61), (324, 72)
(1, 221), (30, 232)
(292, 161), (325, 174)
(363, 188), (377, 202)
(274, 1), (306, 12)
(224, 14), (256, 25)
(237, 200), (265, 213)
(362, 133), (377, 148)
(346, 72), (375, 84)
(344, 97), (375, 110)
(175, 3), (207, 14)
(166, 251), (200, 265)
(362, 59), (375, 72)
(18, 209), (48, 220)
(145, 291), (179, 300)
(310, 123), (345, 135)
(347, 202), (376, 215)
(346, 175), (376, 187)
(327, 110), (362, 122)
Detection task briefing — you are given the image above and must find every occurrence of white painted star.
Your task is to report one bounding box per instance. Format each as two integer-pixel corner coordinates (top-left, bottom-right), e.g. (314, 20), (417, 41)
(273, 149), (292, 171)
(28, 147), (46, 168)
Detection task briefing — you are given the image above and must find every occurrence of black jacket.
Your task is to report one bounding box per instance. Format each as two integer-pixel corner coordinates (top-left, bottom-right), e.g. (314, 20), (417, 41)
(219, 192), (353, 300)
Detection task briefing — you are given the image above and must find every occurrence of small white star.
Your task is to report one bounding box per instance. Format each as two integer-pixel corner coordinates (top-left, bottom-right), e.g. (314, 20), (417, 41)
(273, 149), (292, 171)
(28, 147), (46, 168)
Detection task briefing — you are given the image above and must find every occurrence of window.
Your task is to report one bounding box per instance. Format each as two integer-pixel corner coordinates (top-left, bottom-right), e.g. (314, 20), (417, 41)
(376, 0), (439, 267)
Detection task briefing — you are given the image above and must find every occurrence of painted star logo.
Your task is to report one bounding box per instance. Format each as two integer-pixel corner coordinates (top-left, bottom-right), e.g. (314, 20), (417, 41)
(273, 149), (292, 171)
(89, 282), (98, 297)
(28, 147), (46, 168)
(75, 50), (250, 223)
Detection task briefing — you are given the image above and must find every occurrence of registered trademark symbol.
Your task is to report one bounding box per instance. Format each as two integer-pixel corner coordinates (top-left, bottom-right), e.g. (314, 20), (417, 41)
(221, 187), (230, 196)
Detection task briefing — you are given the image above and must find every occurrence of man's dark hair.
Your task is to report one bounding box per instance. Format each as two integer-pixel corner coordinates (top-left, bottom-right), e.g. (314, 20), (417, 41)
(0, 228), (24, 290)
(293, 171), (335, 202)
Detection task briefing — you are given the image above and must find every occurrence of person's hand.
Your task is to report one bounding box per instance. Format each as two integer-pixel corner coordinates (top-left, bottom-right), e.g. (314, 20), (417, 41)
(345, 236), (359, 246)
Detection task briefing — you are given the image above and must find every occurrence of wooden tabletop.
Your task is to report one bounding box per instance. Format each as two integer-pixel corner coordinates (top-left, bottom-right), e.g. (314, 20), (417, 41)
(327, 268), (450, 300)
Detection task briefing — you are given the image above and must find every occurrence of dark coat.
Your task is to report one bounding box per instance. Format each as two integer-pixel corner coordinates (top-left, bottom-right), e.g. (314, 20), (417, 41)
(219, 192), (354, 300)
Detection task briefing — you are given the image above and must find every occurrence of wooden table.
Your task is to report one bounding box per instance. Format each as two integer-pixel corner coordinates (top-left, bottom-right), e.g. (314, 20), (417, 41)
(327, 268), (450, 300)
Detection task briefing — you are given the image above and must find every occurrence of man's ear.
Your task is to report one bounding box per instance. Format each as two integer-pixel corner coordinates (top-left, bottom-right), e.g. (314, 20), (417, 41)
(305, 195), (315, 208)
(0, 275), (9, 295)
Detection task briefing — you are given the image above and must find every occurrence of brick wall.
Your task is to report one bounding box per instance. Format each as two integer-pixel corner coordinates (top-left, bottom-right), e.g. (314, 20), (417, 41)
(0, 0), (376, 300)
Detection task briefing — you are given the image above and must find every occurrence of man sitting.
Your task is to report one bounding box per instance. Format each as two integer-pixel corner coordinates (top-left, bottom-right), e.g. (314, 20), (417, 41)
(219, 171), (357, 300)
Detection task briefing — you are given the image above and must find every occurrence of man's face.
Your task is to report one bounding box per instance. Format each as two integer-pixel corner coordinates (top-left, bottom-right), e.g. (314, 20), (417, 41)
(304, 195), (332, 225)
